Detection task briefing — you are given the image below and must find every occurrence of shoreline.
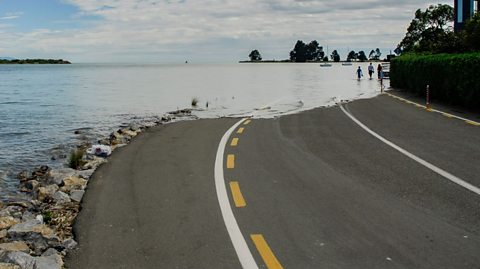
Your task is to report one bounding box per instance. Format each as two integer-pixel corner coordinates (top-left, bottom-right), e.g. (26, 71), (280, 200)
(0, 108), (196, 268)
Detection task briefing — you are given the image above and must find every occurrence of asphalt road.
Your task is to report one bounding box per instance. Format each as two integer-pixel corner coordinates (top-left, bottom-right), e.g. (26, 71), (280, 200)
(66, 94), (480, 269)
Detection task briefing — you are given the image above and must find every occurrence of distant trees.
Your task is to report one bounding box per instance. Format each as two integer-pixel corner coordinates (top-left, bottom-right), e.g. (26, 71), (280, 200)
(357, 51), (368, 62)
(0, 59), (71, 64)
(249, 50), (262, 61)
(346, 51), (357, 62)
(368, 48), (382, 60)
(289, 40), (325, 62)
(330, 50), (340, 62)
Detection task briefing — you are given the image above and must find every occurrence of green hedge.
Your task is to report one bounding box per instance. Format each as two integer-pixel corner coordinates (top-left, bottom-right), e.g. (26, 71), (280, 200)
(390, 53), (480, 109)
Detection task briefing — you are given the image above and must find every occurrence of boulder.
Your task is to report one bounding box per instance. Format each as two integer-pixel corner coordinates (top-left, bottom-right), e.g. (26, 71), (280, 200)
(61, 238), (77, 250)
(7, 220), (58, 254)
(0, 217), (19, 230)
(0, 230), (6, 239)
(16, 171), (29, 181)
(0, 251), (36, 269)
(36, 185), (58, 202)
(52, 192), (70, 204)
(0, 242), (30, 253)
(7, 220), (54, 239)
(70, 190), (85, 203)
(21, 212), (35, 222)
(48, 168), (76, 185)
(0, 263), (20, 269)
(0, 251), (63, 269)
(76, 169), (94, 179)
(23, 180), (39, 192)
(62, 177), (87, 192)
(82, 157), (107, 170)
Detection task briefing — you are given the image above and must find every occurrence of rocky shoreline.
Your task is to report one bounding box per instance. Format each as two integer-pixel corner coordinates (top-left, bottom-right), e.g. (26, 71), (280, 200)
(0, 109), (195, 269)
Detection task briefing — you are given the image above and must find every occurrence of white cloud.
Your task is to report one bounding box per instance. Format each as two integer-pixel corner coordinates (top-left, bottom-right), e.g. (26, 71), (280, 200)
(2, 0), (450, 62)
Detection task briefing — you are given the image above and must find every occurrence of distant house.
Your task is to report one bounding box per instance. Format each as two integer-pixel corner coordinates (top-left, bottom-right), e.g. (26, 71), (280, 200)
(454, 0), (479, 31)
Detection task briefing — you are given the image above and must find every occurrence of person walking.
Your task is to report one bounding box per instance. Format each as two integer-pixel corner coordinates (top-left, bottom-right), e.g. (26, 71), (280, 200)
(356, 66), (363, 79)
(377, 64), (383, 80)
(368, 63), (375, 79)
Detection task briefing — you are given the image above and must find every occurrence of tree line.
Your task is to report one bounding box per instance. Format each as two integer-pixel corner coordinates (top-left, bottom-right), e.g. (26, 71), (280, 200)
(249, 42), (384, 62)
(0, 59), (71, 64)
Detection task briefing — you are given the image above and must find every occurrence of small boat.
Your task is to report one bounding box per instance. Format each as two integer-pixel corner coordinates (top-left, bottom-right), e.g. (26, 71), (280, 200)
(342, 63), (353, 66)
(320, 63), (332, 67)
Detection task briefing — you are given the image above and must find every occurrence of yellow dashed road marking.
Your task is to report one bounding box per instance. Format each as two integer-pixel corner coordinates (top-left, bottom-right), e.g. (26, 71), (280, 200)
(237, 127), (245, 134)
(231, 138), (239, 147)
(229, 181), (246, 207)
(251, 234), (284, 269)
(243, 119), (252, 125)
(227, 154), (235, 169)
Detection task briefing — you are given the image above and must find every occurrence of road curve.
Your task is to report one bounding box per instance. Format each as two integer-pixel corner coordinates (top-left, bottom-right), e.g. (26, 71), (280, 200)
(66, 94), (480, 269)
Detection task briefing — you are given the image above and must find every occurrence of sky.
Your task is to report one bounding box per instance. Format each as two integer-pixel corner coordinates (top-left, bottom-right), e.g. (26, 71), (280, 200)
(0, 0), (450, 63)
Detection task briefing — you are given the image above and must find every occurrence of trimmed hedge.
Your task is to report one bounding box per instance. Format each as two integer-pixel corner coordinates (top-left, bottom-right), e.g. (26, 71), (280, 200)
(390, 53), (480, 109)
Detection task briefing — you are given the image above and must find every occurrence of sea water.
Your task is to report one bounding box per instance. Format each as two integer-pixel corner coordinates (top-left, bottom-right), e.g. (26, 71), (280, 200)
(0, 63), (387, 199)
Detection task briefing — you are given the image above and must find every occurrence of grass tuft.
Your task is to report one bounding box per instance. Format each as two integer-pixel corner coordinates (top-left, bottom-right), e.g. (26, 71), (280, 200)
(68, 149), (85, 169)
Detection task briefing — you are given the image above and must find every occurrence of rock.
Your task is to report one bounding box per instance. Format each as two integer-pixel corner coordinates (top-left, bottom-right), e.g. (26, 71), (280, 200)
(23, 180), (39, 191)
(31, 166), (50, 180)
(0, 242), (30, 253)
(70, 190), (85, 203)
(62, 238), (77, 250)
(97, 137), (110, 145)
(16, 171), (29, 181)
(0, 251), (36, 269)
(0, 217), (19, 230)
(62, 177), (87, 191)
(36, 185), (58, 202)
(0, 263), (20, 269)
(130, 125), (141, 132)
(121, 129), (137, 137)
(6, 202), (31, 210)
(35, 252), (63, 269)
(48, 168), (76, 185)
(82, 157), (107, 170)
(0, 251), (63, 269)
(41, 248), (58, 257)
(7, 220), (58, 254)
(75, 169), (94, 179)
(1, 207), (22, 219)
(52, 191), (70, 204)
(7, 220), (54, 239)
(21, 211), (35, 222)
(0, 203), (3, 210)
(0, 230), (7, 239)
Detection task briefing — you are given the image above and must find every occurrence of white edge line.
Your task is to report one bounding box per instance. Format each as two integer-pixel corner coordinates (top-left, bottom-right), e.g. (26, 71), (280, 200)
(340, 105), (480, 196)
(214, 118), (259, 269)
(385, 92), (480, 125)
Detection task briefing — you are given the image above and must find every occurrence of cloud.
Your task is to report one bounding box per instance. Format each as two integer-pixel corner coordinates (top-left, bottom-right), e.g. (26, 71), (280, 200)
(1, 0), (450, 62)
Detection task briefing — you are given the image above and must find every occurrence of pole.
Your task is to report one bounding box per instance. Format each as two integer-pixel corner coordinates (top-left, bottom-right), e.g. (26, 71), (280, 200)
(426, 85), (430, 109)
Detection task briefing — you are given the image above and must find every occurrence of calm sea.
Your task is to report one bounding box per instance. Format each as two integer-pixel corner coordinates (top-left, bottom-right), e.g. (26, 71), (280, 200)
(0, 63), (386, 200)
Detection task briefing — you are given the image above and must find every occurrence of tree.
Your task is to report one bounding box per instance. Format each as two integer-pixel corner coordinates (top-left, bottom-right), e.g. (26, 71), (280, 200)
(397, 4), (454, 53)
(375, 48), (382, 59)
(464, 12), (480, 51)
(347, 50), (357, 62)
(330, 50), (341, 62)
(249, 50), (262, 61)
(357, 51), (368, 62)
(290, 40), (307, 62)
(369, 48), (382, 60)
(290, 40), (324, 62)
